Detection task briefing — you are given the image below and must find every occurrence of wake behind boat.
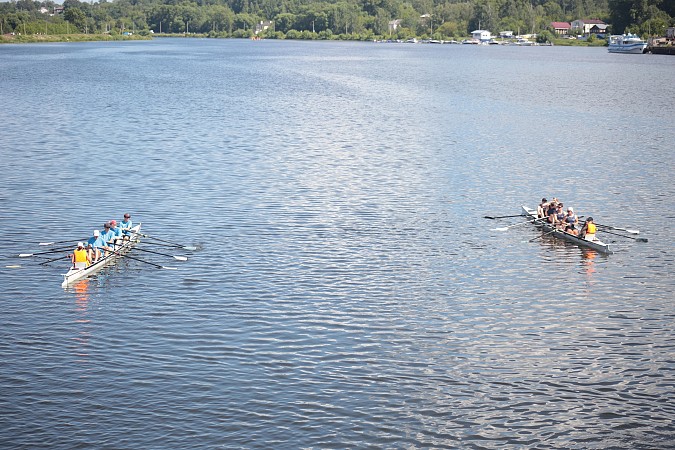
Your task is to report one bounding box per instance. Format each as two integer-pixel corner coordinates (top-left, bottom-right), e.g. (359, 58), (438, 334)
(521, 206), (612, 254)
(61, 224), (142, 288)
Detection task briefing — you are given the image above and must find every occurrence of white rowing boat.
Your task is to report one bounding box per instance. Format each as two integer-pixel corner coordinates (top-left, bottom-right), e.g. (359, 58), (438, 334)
(61, 224), (142, 287)
(521, 206), (612, 254)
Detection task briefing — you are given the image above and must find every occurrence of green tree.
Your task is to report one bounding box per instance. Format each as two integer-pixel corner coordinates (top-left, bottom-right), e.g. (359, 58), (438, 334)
(64, 7), (87, 31)
(274, 12), (296, 33)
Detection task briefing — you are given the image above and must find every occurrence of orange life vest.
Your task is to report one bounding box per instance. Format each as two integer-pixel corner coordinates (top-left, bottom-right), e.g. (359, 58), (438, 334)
(586, 223), (596, 234)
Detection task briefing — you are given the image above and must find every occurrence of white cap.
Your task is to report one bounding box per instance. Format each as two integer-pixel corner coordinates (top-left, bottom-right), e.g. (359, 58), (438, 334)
(94, 230), (100, 236)
(77, 242), (84, 247)
(568, 207), (573, 212)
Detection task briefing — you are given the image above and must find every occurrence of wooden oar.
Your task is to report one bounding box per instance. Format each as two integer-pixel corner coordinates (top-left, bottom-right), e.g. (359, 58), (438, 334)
(134, 247), (188, 261)
(599, 228), (648, 242)
(138, 233), (197, 251)
(484, 214), (525, 220)
(597, 224), (640, 235)
(493, 216), (547, 231)
(116, 252), (178, 270)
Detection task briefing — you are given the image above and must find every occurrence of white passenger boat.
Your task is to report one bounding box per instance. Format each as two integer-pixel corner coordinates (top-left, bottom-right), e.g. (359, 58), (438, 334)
(61, 224), (142, 287)
(608, 34), (647, 54)
(521, 206), (612, 254)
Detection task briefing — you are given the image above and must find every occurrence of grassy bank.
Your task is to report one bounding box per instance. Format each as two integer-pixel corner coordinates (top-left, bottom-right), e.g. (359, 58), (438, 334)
(1, 34), (152, 44)
(551, 37), (608, 47)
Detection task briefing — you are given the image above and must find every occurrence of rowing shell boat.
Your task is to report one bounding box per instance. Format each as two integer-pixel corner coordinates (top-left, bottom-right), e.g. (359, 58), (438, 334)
(61, 224), (142, 288)
(521, 206), (612, 254)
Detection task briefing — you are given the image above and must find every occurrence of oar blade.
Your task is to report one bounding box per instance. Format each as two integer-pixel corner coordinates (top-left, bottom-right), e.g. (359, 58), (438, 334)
(636, 238), (648, 242)
(18, 254), (33, 258)
(39, 242), (54, 246)
(493, 227), (509, 231)
(162, 266), (178, 270)
(173, 256), (188, 261)
(182, 246), (198, 251)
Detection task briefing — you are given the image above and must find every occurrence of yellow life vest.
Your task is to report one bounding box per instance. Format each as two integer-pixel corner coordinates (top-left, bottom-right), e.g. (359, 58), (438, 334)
(74, 248), (88, 263)
(586, 223), (597, 234)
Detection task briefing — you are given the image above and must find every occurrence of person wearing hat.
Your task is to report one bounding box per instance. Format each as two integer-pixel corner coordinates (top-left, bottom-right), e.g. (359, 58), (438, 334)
(563, 207), (579, 233)
(86, 230), (106, 263)
(120, 213), (133, 238)
(554, 203), (567, 228)
(109, 219), (123, 242)
(580, 217), (597, 241)
(70, 242), (91, 270)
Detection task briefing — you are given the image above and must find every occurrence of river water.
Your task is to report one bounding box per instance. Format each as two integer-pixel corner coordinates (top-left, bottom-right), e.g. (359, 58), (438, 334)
(0, 39), (674, 448)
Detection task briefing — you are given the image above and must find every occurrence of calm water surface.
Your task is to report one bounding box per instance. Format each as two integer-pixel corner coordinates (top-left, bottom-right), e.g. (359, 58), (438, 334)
(1, 39), (674, 448)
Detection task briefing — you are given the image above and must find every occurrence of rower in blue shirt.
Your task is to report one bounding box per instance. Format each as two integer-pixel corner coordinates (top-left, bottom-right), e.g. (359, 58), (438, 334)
(120, 213), (133, 237)
(100, 222), (116, 251)
(109, 219), (123, 241)
(86, 230), (107, 262)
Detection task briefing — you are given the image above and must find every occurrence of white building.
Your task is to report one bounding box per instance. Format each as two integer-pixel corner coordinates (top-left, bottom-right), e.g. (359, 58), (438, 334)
(388, 19), (401, 35)
(570, 19), (606, 35)
(254, 21), (273, 35)
(472, 30), (492, 42)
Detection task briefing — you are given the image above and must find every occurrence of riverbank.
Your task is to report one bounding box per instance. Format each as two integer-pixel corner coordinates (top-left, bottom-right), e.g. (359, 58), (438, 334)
(2, 32), (610, 47)
(0, 33), (152, 44)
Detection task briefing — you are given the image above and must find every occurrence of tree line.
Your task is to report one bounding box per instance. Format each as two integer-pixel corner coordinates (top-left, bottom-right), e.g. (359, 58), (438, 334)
(1, 0), (673, 41)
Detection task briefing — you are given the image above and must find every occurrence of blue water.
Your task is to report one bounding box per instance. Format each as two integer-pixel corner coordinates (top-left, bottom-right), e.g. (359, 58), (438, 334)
(1, 39), (674, 448)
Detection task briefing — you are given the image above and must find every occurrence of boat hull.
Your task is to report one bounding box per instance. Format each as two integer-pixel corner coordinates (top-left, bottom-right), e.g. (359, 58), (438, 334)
(521, 206), (612, 254)
(608, 44), (647, 54)
(61, 224), (142, 287)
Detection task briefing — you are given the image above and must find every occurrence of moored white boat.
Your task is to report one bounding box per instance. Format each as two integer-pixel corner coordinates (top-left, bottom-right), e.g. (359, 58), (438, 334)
(61, 224), (142, 287)
(608, 34), (647, 54)
(521, 206), (612, 254)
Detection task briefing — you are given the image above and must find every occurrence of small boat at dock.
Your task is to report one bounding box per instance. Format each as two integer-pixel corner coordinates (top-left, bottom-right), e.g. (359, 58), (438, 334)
(521, 206), (612, 254)
(61, 224), (142, 287)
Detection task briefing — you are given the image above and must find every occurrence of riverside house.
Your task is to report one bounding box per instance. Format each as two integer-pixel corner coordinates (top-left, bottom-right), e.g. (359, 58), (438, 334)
(550, 22), (571, 35)
(571, 19), (606, 35)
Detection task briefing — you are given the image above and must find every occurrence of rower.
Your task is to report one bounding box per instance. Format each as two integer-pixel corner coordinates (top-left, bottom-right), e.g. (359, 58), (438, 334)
(563, 207), (579, 231)
(580, 217), (597, 241)
(87, 230), (106, 262)
(120, 213), (133, 238)
(100, 222), (115, 253)
(546, 200), (558, 224)
(109, 220), (123, 245)
(537, 198), (548, 218)
(554, 203), (566, 228)
(70, 242), (90, 269)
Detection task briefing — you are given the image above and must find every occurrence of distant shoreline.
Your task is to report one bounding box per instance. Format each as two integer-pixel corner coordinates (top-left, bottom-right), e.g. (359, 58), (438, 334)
(1, 33), (607, 47)
(0, 34), (152, 44)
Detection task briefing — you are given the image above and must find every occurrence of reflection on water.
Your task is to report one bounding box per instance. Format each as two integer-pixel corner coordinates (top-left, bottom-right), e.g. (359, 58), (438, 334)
(582, 250), (598, 279)
(73, 279), (90, 312)
(72, 279), (91, 362)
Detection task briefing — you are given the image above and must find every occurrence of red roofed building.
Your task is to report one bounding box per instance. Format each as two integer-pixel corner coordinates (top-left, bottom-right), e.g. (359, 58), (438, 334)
(550, 22), (571, 35)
